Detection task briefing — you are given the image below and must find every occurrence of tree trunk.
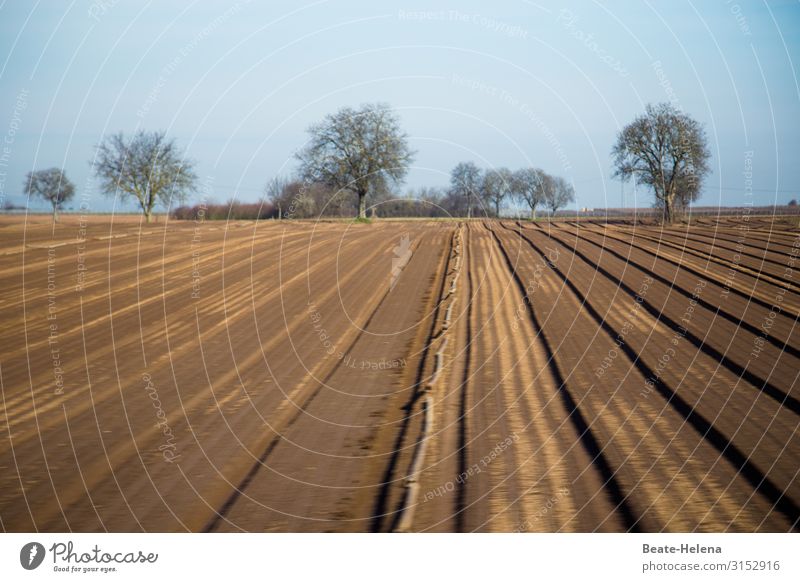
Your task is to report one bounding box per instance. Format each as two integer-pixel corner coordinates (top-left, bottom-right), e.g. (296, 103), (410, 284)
(358, 191), (367, 219)
(145, 192), (155, 224)
(52, 204), (58, 224)
(530, 206), (536, 221)
(658, 184), (678, 224)
(662, 196), (673, 224)
(495, 199), (500, 218)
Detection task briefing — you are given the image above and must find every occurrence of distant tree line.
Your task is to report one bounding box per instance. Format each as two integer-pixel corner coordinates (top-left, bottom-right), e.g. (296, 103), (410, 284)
(171, 200), (276, 221)
(197, 103), (575, 221)
(246, 162), (575, 220)
(19, 101), (718, 225)
(443, 162), (575, 219)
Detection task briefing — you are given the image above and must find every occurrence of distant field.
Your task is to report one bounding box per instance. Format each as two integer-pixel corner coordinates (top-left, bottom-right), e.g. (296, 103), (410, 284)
(0, 216), (798, 532)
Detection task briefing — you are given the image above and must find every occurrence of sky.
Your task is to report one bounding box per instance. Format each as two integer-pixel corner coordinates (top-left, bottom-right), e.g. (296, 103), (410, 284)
(0, 0), (798, 214)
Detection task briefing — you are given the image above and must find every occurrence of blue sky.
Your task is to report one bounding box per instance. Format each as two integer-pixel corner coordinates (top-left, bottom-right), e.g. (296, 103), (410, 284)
(0, 0), (798, 213)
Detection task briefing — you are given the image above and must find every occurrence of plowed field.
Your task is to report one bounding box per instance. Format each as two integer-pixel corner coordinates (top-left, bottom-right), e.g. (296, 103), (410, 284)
(1, 216), (797, 532)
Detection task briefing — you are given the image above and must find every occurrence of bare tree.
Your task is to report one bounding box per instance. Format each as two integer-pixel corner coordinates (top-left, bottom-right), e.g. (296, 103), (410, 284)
(448, 161), (482, 218)
(94, 130), (197, 223)
(544, 176), (575, 216)
(481, 167), (513, 218)
(264, 176), (290, 219)
(24, 168), (75, 223)
(295, 103), (414, 219)
(512, 167), (549, 220)
(612, 103), (710, 223)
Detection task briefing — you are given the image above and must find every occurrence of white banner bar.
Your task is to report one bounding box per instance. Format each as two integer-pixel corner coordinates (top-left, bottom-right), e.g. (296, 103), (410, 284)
(1, 533), (797, 581)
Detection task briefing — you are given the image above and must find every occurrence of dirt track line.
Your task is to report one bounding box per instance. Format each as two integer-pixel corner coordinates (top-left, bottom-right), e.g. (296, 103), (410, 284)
(518, 223), (800, 415)
(512, 226), (797, 529)
(371, 226), (455, 532)
(455, 226), (473, 532)
(0, 228), (338, 361)
(433, 225), (609, 531)
(0, 221), (256, 276)
(486, 222), (643, 532)
(512, 224), (792, 519)
(201, 237), (419, 532)
(474, 226), (617, 531)
(648, 228), (795, 272)
(652, 226), (797, 261)
(0, 362), (38, 530)
(583, 225), (800, 321)
(611, 225), (800, 293)
(613, 228), (799, 291)
(393, 226), (463, 532)
(5, 226), (389, 392)
(0, 225), (314, 312)
(538, 222), (800, 360)
(392, 396), (434, 533)
(0, 228), (387, 423)
(677, 225), (799, 249)
(25, 230), (404, 530)
(72, 225), (426, 532)
(504, 223), (800, 530)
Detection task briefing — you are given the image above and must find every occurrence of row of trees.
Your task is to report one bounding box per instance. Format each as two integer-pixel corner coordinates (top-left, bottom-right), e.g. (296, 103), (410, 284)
(446, 162), (574, 218)
(288, 101), (706, 222)
(261, 163), (574, 220)
(171, 200), (275, 221)
(22, 101), (711, 224)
